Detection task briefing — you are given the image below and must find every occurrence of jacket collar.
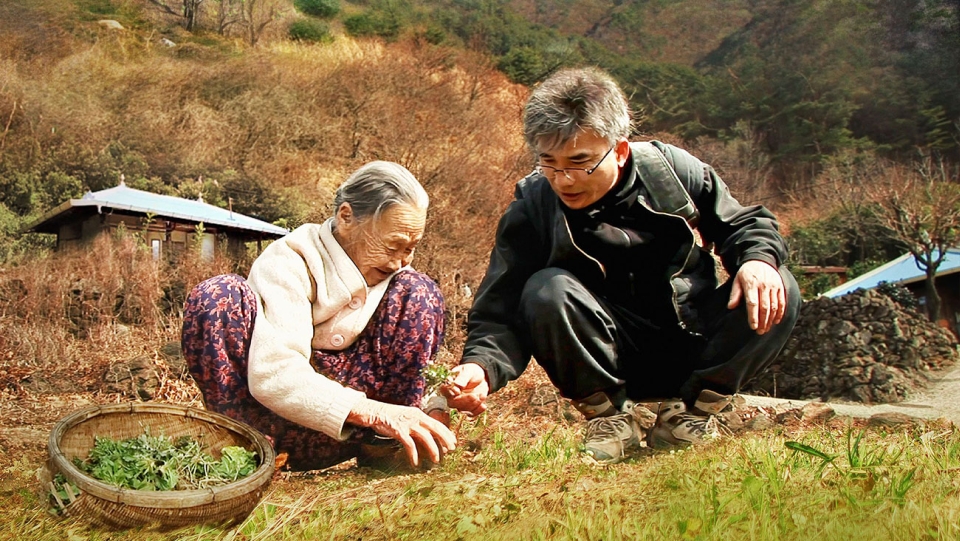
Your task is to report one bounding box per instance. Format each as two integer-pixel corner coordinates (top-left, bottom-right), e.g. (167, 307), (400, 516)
(565, 151), (641, 222)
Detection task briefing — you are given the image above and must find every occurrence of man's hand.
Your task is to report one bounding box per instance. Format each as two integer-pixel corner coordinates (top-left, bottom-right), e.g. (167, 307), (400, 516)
(348, 399), (456, 467)
(440, 363), (489, 416)
(728, 260), (786, 335)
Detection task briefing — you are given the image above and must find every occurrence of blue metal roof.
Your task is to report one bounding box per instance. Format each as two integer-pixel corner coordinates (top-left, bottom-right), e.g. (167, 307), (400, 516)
(822, 248), (960, 298)
(31, 184), (289, 237)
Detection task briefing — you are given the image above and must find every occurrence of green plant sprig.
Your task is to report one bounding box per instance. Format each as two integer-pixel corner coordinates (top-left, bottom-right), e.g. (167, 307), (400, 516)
(421, 362), (454, 394)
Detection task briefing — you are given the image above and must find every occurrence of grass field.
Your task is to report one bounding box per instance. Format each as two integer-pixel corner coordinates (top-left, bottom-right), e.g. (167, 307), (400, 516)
(3, 372), (960, 541)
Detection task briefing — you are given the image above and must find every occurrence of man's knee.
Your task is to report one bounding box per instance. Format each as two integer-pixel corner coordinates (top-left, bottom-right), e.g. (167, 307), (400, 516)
(780, 267), (802, 329)
(520, 268), (579, 319)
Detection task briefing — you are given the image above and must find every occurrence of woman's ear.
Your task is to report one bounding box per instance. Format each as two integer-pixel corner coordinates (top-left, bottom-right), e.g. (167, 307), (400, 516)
(335, 202), (355, 228)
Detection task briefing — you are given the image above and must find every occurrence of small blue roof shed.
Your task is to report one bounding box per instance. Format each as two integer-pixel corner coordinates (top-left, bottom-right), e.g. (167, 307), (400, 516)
(26, 183), (289, 256)
(822, 248), (960, 298)
(28, 184), (288, 237)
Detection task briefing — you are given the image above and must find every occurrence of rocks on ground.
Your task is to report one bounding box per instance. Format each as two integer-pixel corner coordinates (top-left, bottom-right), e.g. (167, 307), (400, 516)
(744, 287), (959, 404)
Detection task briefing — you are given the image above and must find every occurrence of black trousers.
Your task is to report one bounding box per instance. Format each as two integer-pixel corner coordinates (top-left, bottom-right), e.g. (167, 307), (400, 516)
(518, 267), (801, 408)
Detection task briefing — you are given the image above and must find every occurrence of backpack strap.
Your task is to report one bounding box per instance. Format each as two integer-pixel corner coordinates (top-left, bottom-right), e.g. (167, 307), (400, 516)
(630, 141), (699, 227)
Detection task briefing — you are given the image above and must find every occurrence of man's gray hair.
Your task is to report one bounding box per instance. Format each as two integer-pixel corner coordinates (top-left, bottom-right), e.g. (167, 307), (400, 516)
(523, 67), (632, 152)
(333, 161), (428, 222)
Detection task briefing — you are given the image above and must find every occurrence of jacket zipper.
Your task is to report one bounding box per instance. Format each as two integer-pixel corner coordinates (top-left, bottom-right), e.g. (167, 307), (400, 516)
(636, 198), (697, 329)
(560, 213), (606, 278)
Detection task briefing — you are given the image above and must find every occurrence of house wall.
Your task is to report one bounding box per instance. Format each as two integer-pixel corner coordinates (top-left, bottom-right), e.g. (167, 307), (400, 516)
(55, 213), (229, 260)
(906, 274), (960, 338)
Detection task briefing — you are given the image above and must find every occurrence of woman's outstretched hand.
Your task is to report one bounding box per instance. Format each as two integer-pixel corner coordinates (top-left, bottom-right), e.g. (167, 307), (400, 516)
(347, 398), (457, 467)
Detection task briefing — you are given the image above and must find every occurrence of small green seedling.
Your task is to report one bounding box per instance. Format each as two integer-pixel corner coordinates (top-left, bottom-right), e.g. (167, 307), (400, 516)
(421, 362), (454, 394)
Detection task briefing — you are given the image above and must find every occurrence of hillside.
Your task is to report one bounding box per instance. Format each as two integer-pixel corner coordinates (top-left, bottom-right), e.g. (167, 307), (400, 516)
(375, 0), (959, 174)
(1, 0), (958, 289)
(0, 0), (531, 313)
(503, 0), (753, 65)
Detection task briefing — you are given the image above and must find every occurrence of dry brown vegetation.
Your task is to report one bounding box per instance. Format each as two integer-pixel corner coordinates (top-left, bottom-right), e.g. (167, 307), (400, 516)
(0, 3), (532, 338)
(0, 11), (535, 508)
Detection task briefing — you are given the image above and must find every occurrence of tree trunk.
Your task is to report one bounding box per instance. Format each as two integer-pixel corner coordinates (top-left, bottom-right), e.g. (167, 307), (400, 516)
(183, 0), (202, 31)
(925, 270), (941, 322)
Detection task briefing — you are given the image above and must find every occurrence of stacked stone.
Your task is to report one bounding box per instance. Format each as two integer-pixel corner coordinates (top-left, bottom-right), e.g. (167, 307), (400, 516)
(745, 288), (959, 404)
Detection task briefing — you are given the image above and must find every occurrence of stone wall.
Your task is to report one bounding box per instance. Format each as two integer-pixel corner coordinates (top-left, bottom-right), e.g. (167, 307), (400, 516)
(744, 287), (959, 404)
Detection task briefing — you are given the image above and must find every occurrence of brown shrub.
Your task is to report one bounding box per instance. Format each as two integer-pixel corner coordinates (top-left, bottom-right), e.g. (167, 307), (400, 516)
(3, 28), (532, 361)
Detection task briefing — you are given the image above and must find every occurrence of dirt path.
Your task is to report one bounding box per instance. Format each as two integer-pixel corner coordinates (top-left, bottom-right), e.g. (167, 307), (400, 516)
(742, 361), (960, 424)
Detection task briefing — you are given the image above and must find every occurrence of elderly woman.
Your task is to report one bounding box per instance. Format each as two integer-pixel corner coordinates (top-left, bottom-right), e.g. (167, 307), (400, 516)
(181, 161), (455, 471)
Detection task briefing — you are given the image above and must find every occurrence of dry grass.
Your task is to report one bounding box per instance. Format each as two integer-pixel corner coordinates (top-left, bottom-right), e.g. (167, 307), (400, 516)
(1, 12), (527, 331)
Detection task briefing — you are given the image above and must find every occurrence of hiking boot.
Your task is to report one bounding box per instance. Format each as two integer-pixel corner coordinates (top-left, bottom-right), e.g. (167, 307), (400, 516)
(583, 412), (643, 463)
(648, 390), (741, 448)
(574, 392), (645, 463)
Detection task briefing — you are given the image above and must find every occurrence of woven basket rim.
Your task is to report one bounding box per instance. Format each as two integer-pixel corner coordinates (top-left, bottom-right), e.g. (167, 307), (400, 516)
(48, 403), (276, 509)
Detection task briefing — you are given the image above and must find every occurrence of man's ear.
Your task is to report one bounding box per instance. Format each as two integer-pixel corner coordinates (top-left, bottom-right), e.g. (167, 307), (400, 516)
(615, 138), (631, 166)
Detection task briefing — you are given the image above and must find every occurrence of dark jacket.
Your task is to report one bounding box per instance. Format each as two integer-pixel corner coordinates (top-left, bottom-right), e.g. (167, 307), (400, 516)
(463, 141), (788, 392)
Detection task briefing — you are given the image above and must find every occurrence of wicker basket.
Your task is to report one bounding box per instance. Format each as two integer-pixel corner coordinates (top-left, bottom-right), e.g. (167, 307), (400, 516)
(47, 403), (276, 530)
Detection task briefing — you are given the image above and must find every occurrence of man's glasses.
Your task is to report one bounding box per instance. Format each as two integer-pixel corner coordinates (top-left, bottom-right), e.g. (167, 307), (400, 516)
(536, 146), (615, 179)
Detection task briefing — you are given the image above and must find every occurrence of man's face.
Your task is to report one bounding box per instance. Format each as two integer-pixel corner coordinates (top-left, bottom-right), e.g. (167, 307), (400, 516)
(537, 130), (630, 210)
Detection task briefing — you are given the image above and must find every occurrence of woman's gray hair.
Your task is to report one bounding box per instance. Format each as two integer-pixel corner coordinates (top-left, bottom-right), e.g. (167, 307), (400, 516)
(333, 161), (428, 222)
(523, 67), (633, 152)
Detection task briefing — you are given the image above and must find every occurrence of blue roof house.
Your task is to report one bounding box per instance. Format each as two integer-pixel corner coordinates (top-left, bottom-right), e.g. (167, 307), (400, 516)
(822, 248), (960, 333)
(26, 181), (289, 260)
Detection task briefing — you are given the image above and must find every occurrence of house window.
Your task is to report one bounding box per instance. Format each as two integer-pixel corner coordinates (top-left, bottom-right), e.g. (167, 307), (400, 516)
(201, 234), (215, 262)
(151, 239), (161, 260)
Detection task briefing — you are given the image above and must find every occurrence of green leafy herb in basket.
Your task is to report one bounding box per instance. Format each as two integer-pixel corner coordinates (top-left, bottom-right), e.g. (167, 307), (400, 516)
(72, 430), (258, 491)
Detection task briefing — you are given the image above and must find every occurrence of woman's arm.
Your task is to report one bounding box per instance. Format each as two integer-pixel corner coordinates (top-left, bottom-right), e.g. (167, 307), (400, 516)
(246, 233), (367, 441)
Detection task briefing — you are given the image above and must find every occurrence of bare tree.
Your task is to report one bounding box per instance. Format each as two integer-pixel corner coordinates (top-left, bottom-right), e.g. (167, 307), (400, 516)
(873, 157), (960, 321)
(146, 0), (204, 31)
(212, 0), (243, 35)
(818, 149), (893, 263)
(240, 0), (283, 46)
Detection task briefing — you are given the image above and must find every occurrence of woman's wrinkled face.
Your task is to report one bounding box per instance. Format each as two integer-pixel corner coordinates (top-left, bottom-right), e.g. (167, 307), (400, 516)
(334, 202), (426, 286)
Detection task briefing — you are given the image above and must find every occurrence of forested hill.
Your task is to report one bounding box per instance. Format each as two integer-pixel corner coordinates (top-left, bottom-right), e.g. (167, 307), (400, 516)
(404, 0), (959, 181)
(0, 0), (957, 284)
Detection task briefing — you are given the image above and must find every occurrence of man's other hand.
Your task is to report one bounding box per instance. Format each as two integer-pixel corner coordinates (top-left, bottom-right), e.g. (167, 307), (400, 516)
(728, 260), (786, 335)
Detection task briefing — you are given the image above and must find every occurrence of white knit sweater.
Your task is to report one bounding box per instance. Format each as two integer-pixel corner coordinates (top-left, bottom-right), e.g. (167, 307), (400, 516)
(246, 219), (397, 441)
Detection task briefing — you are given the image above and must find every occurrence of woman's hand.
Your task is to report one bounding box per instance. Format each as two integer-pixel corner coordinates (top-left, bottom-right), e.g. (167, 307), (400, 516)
(347, 398), (456, 467)
(441, 363), (489, 416)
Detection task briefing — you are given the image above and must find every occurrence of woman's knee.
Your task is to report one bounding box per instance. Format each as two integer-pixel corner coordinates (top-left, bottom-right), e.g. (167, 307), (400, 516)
(184, 273), (253, 313)
(182, 273), (256, 363)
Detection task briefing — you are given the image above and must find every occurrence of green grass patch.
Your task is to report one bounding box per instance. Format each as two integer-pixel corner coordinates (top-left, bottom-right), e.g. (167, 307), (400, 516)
(73, 0), (147, 27)
(4, 420), (960, 540)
